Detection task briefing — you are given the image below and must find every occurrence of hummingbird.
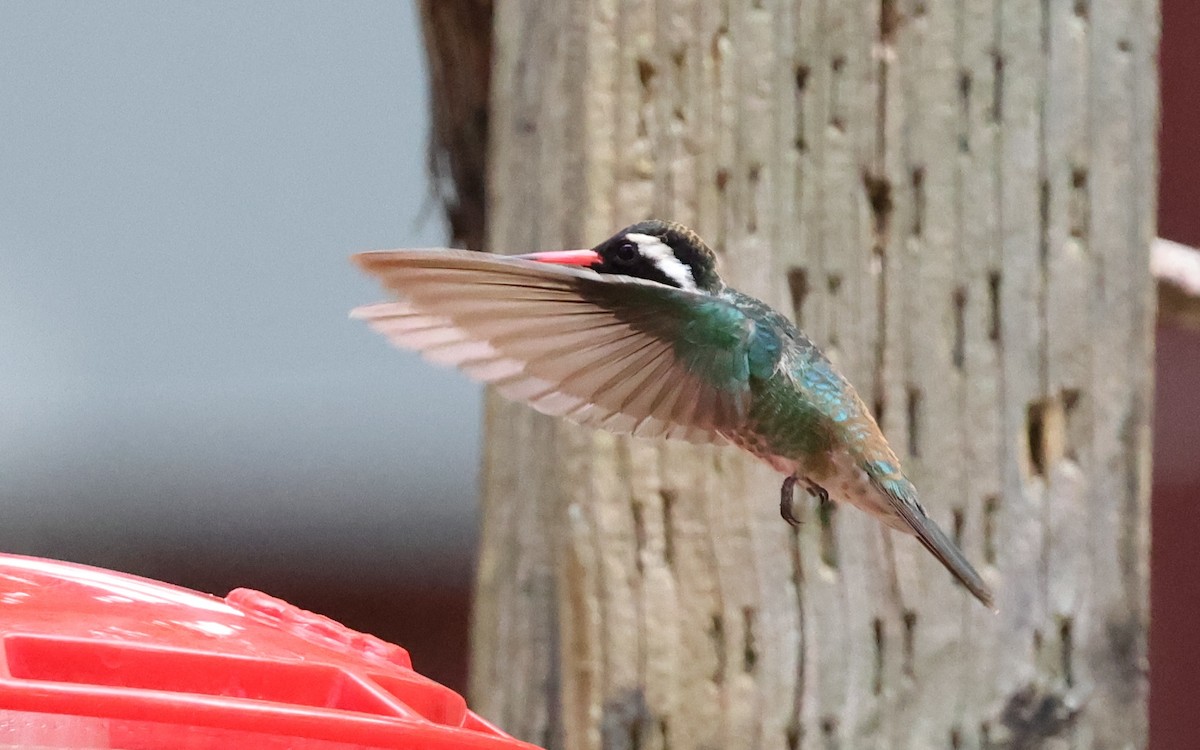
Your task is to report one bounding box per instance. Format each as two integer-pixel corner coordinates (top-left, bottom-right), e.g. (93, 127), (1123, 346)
(352, 220), (994, 608)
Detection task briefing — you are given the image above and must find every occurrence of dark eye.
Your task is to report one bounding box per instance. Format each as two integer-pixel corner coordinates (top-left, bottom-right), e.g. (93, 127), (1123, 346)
(614, 241), (638, 264)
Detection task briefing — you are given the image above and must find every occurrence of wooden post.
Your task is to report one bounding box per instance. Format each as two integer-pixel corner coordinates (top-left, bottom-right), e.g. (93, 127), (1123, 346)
(441, 1), (1157, 747)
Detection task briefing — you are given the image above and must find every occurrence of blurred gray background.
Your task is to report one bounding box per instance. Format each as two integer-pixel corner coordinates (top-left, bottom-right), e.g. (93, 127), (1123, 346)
(0, 2), (480, 685)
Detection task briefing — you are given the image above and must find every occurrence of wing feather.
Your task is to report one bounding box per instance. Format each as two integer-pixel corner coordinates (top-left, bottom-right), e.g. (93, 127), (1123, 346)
(352, 250), (764, 444)
(622, 349), (688, 435)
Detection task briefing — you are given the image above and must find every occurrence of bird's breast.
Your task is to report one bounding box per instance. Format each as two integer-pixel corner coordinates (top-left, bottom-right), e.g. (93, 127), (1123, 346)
(736, 370), (838, 463)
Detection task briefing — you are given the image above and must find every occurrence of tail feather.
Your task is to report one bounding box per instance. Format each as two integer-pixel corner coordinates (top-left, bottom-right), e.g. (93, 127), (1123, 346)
(872, 475), (995, 610)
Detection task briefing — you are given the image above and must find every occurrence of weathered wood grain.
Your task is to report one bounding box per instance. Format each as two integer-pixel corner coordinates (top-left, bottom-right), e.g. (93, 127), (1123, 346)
(454, 1), (1157, 747)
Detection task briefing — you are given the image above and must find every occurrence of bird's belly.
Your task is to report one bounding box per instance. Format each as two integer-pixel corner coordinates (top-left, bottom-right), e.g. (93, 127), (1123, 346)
(809, 452), (876, 506)
(814, 451), (913, 532)
(730, 387), (834, 474)
(729, 430), (912, 533)
(764, 448), (909, 532)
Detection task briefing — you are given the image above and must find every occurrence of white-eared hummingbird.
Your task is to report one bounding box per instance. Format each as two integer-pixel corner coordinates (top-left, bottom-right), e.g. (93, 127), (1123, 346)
(353, 220), (994, 609)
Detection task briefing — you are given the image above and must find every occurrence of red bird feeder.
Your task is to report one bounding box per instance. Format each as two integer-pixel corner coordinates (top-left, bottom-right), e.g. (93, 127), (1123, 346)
(0, 553), (540, 749)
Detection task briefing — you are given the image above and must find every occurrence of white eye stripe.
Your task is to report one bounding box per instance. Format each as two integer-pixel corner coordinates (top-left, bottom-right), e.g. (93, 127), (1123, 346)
(625, 232), (697, 291)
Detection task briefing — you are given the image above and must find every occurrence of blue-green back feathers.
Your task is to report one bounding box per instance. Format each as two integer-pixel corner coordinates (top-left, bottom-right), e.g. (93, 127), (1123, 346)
(675, 298), (755, 388)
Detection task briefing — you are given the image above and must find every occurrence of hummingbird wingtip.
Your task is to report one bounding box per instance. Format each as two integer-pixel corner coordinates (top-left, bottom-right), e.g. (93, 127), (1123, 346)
(350, 249), (409, 268)
(349, 302), (408, 321)
(349, 251), (376, 271)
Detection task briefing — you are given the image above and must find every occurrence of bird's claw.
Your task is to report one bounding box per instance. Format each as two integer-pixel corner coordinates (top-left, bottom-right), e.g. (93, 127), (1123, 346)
(780, 475), (801, 526)
(780, 475), (830, 527)
(803, 478), (830, 507)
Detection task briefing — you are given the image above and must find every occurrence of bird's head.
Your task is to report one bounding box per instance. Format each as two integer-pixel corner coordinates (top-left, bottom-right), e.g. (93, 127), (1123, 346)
(518, 220), (723, 293)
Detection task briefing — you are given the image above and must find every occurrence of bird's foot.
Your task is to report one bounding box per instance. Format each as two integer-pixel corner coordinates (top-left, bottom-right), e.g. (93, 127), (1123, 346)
(780, 475), (801, 526)
(805, 479), (835, 529)
(780, 476), (832, 526)
(802, 478), (830, 507)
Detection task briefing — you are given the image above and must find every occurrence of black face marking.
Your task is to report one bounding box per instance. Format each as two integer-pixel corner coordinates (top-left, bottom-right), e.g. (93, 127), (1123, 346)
(588, 219), (723, 292)
(591, 235), (683, 288)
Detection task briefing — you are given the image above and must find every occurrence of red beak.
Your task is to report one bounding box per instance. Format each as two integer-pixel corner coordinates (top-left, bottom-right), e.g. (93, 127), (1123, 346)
(513, 249), (600, 266)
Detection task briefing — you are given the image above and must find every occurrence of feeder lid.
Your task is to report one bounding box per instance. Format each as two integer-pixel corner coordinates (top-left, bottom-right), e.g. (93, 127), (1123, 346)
(0, 553), (540, 750)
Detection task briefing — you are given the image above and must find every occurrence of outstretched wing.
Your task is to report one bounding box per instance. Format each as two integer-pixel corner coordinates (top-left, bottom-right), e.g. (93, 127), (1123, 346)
(352, 249), (761, 444)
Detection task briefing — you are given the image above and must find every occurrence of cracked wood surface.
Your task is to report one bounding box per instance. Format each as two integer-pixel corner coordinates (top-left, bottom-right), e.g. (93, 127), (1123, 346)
(460, 1), (1156, 748)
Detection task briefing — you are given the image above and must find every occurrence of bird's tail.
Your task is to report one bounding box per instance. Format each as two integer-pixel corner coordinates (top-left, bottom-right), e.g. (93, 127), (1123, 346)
(870, 472), (995, 610)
